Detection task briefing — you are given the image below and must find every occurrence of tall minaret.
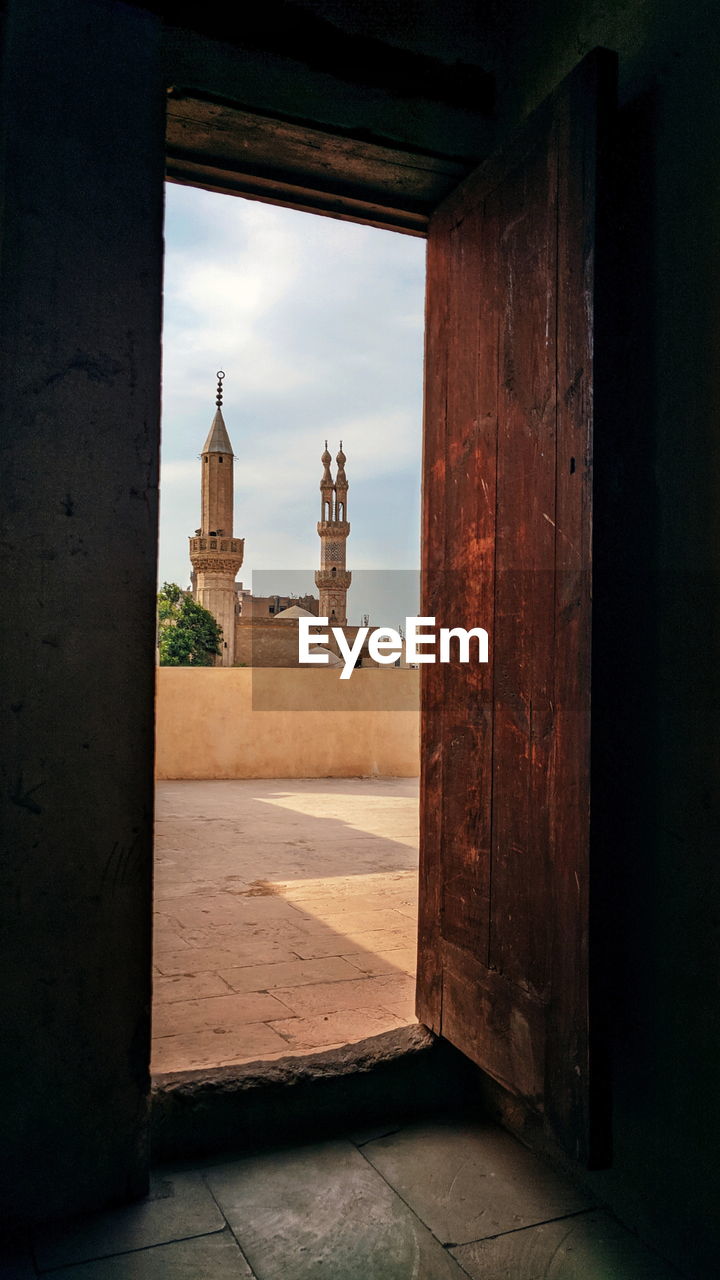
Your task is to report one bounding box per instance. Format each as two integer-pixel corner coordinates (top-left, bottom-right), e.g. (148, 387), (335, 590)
(189, 371), (244, 666)
(315, 441), (351, 626)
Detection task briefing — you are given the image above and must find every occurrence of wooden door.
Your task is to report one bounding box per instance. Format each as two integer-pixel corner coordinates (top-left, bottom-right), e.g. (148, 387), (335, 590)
(418, 51), (615, 1164)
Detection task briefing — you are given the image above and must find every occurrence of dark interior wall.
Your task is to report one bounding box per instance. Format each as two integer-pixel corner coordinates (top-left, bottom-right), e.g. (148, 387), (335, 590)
(0, 0), (165, 1223)
(160, 1), (496, 162)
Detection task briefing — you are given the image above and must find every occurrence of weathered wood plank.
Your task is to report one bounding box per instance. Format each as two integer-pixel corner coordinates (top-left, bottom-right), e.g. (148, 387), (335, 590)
(416, 216), (448, 1031)
(441, 940), (546, 1101)
(166, 163), (428, 235)
(166, 93), (473, 233)
(546, 53), (614, 1164)
(439, 203), (496, 968)
(418, 50), (616, 1165)
(488, 139), (557, 999)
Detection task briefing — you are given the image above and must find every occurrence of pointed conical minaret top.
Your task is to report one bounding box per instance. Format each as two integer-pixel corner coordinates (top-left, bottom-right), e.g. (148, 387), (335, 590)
(202, 370), (234, 454)
(336, 441), (347, 485)
(189, 370), (244, 667)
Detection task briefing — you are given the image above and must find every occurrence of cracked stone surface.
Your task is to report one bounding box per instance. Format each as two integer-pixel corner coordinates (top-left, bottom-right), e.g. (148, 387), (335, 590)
(18, 1118), (679, 1279)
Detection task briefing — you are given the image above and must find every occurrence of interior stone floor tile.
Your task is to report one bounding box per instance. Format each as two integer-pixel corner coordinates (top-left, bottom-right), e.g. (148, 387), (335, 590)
(15, 1120), (681, 1280)
(42, 1230), (254, 1279)
(346, 1122), (403, 1146)
(32, 1171), (225, 1270)
(450, 1209), (682, 1279)
(205, 1139), (468, 1280)
(362, 1119), (594, 1245)
(0, 1246), (36, 1278)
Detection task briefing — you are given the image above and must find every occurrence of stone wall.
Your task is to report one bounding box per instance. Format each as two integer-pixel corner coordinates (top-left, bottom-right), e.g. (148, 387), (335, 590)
(0, 0), (164, 1222)
(155, 668), (420, 779)
(234, 617), (305, 667)
(234, 617), (386, 668)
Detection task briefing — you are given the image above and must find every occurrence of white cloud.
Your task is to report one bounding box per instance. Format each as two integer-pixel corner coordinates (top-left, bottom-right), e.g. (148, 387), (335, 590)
(160, 185), (425, 601)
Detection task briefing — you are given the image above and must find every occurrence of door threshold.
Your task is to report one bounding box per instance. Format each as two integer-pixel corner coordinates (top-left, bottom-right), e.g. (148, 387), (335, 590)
(151, 1024), (480, 1163)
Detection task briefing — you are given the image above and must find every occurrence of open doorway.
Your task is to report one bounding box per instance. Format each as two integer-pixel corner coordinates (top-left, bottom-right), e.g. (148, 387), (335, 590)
(153, 51), (608, 1162)
(153, 184), (425, 1073)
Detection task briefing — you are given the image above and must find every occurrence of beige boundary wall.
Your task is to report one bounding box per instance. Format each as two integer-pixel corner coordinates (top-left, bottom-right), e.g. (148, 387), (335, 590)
(155, 667), (420, 779)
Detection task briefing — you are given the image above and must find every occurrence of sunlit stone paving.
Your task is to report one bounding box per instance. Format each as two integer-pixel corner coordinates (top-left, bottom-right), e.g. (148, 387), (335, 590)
(152, 777), (419, 1074)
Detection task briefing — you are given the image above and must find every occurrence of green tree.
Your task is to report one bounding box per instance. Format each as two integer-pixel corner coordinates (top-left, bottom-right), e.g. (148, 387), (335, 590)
(157, 582), (223, 666)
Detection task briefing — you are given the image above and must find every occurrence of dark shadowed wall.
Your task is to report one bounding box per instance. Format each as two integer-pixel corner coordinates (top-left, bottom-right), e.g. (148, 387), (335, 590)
(0, 0), (165, 1222)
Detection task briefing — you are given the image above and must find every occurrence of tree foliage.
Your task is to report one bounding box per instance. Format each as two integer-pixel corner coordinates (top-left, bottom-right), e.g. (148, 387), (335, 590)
(157, 582), (223, 666)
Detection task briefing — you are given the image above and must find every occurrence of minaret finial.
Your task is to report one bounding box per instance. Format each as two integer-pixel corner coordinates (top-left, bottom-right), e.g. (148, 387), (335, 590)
(190, 368), (244, 666)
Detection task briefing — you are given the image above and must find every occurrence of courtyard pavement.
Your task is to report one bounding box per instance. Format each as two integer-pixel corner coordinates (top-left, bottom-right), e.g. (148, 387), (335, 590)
(152, 778), (419, 1074)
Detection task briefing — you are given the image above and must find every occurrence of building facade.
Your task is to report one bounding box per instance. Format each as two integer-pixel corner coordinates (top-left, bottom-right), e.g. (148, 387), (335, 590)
(186, 394), (358, 666)
(315, 442), (351, 625)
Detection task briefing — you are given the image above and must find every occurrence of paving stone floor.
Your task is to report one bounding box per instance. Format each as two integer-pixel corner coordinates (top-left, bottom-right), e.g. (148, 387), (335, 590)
(6, 1116), (681, 1278)
(152, 779), (419, 1074)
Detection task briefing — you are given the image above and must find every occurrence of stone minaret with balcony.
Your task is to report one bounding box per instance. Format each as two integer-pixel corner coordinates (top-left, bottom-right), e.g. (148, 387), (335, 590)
(315, 442), (351, 626)
(189, 372), (244, 665)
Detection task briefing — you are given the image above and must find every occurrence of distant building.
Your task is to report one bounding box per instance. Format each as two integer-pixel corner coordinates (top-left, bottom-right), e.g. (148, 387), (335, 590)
(316, 442), (351, 625)
(185, 378), (405, 670)
(187, 376), (361, 667)
(188, 372), (244, 666)
(235, 585), (319, 618)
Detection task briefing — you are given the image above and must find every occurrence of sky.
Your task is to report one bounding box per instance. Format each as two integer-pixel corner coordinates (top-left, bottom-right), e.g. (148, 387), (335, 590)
(159, 184), (426, 625)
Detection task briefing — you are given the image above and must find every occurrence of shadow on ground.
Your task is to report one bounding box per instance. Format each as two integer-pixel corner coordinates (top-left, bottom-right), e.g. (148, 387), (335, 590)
(152, 778), (420, 1074)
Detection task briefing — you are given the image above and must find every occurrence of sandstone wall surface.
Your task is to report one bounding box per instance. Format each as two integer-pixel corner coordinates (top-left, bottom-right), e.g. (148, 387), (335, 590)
(155, 667), (420, 779)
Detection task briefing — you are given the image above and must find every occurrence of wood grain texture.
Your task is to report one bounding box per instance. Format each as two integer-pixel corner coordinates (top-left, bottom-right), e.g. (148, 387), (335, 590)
(418, 50), (616, 1164)
(416, 220), (448, 1032)
(166, 93), (473, 235)
(441, 940), (546, 1101)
